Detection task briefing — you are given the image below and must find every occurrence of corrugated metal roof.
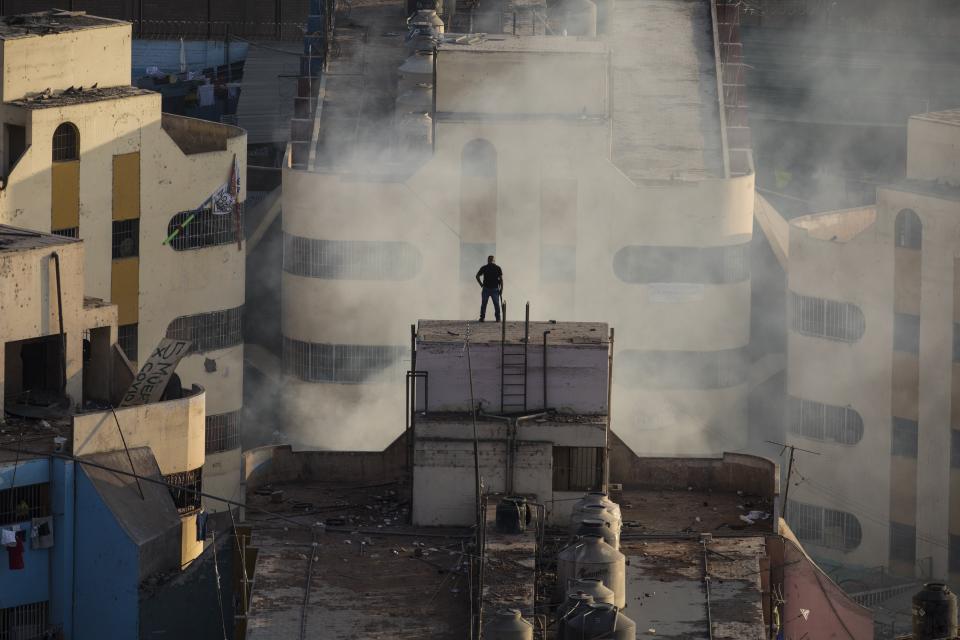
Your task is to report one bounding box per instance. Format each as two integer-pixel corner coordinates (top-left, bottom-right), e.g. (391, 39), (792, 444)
(235, 41), (302, 145)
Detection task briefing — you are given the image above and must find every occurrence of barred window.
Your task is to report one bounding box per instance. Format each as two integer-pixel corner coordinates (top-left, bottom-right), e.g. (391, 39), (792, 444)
(163, 468), (202, 514)
(0, 482), (51, 526)
(889, 521), (916, 564)
(112, 219), (139, 259)
(894, 313), (920, 354)
(891, 417), (918, 457)
(167, 204), (243, 251)
(52, 122), (79, 162)
(282, 337), (407, 383)
(283, 233), (422, 280)
(612, 243), (750, 284)
(118, 323), (138, 362)
(165, 305), (243, 353)
(552, 446), (603, 491)
(52, 227), (79, 239)
(461, 242), (496, 282)
(786, 397), (863, 445)
(786, 501), (861, 551)
(790, 292), (865, 342)
(895, 209), (922, 250)
(206, 411), (241, 454)
(1, 601), (50, 640)
(617, 347), (749, 389)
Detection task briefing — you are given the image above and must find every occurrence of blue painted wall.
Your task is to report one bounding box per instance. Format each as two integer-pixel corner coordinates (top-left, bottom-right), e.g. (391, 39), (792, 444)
(49, 459), (74, 636)
(0, 458), (52, 610)
(74, 469), (139, 640)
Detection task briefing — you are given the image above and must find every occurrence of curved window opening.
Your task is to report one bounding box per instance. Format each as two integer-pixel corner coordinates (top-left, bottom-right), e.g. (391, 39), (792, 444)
(167, 204), (244, 251)
(165, 305), (243, 353)
(282, 337), (407, 383)
(617, 347), (749, 389)
(787, 501), (862, 551)
(52, 123), (79, 162)
(282, 234), (422, 280)
(790, 292), (865, 342)
(460, 139), (497, 281)
(613, 244), (750, 284)
(786, 396), (863, 445)
(895, 209), (922, 250)
(206, 411), (241, 454)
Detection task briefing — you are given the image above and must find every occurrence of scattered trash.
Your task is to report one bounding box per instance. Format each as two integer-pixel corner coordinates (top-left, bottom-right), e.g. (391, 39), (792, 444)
(738, 510), (771, 525)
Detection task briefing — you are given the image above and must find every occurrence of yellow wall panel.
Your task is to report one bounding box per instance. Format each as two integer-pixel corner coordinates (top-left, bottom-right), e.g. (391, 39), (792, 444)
(111, 258), (140, 325)
(112, 152), (141, 221)
(891, 351), (920, 421)
(51, 160), (80, 231)
(893, 247), (921, 315)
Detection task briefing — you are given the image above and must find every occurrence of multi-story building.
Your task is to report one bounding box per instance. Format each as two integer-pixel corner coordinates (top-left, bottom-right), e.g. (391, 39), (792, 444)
(279, 0), (754, 455)
(778, 109), (960, 584)
(0, 10), (246, 512)
(0, 225), (218, 638)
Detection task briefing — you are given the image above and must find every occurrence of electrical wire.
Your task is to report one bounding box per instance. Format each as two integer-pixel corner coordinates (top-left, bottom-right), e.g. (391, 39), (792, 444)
(211, 528), (229, 640)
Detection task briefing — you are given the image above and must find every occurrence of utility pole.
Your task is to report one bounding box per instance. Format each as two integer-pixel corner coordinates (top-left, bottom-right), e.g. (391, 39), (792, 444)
(766, 440), (819, 520)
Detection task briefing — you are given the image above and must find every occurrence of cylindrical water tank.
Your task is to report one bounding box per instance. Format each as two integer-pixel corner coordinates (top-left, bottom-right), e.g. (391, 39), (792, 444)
(556, 593), (593, 640)
(573, 517), (618, 549)
(571, 492), (622, 524)
(410, 9), (445, 33)
(496, 496), (529, 534)
(559, 0), (597, 36)
(398, 51), (434, 91)
(486, 609), (533, 640)
(570, 504), (621, 538)
(396, 83), (433, 113)
(556, 535), (626, 608)
(564, 603), (636, 640)
(913, 583), (958, 640)
(567, 578), (615, 605)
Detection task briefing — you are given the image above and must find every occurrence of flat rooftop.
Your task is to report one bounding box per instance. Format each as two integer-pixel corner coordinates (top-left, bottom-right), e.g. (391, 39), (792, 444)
(0, 225), (78, 251)
(10, 86), (152, 109)
(0, 11), (125, 39)
(438, 34), (607, 54)
(608, 0), (724, 181)
(911, 108), (960, 127)
(416, 320), (609, 345)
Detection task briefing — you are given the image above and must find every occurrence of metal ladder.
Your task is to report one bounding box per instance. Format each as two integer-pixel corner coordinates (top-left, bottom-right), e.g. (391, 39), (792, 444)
(500, 302), (529, 414)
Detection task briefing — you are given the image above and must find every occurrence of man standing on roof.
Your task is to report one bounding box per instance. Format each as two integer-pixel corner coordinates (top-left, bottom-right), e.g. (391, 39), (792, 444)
(475, 255), (503, 322)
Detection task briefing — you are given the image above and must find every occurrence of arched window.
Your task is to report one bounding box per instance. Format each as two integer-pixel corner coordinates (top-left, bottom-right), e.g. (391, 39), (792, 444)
(895, 209), (922, 250)
(790, 292), (865, 342)
(786, 396), (863, 445)
(787, 501), (862, 551)
(52, 123), (79, 162)
(460, 139), (497, 281)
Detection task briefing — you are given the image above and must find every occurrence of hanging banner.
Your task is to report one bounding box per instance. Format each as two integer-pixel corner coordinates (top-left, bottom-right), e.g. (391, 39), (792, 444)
(119, 338), (193, 407)
(211, 154), (240, 215)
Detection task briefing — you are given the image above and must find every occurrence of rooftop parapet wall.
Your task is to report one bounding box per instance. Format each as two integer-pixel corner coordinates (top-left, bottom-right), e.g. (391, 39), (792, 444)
(161, 113), (246, 155)
(0, 13), (132, 102)
(907, 110), (960, 186)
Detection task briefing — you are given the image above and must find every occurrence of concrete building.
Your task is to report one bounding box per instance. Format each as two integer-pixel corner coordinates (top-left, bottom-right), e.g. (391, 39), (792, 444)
(279, 0), (755, 456)
(0, 10), (246, 512)
(768, 109), (960, 584)
(0, 226), (225, 638)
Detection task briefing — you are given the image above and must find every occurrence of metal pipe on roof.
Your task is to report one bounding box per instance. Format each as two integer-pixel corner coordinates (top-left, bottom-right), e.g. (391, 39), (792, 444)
(51, 252), (67, 395)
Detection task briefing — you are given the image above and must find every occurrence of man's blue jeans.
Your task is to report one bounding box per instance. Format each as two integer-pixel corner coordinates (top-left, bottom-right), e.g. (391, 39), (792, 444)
(481, 287), (501, 321)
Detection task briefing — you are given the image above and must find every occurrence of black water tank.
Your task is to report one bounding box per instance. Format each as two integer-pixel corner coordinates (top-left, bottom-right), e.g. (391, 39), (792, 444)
(913, 583), (958, 640)
(496, 496), (528, 534)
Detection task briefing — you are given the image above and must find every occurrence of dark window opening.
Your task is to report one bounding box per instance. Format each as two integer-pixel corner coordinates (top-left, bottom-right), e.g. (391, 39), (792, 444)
(5, 124), (26, 173)
(786, 397), (863, 445)
(889, 521), (917, 564)
(118, 324), (138, 363)
(206, 411), (241, 454)
(167, 204), (243, 251)
(166, 306), (243, 353)
(786, 501), (862, 551)
(895, 209), (922, 250)
(894, 313), (920, 354)
(0, 482), (51, 526)
(4, 335), (63, 403)
(891, 417), (919, 458)
(164, 468), (202, 514)
(790, 292), (866, 342)
(552, 446), (603, 492)
(951, 430), (960, 469)
(111, 219), (139, 259)
(52, 123), (79, 162)
(283, 234), (422, 280)
(0, 601), (51, 640)
(950, 534), (960, 574)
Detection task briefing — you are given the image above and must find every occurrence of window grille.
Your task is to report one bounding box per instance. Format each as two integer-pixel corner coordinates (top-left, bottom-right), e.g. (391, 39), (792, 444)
(118, 324), (138, 362)
(283, 233), (422, 280)
(0, 601), (50, 640)
(167, 203), (243, 251)
(894, 313), (920, 354)
(0, 482), (51, 526)
(52, 123), (79, 162)
(163, 468), (202, 514)
(891, 417), (918, 457)
(552, 447), (603, 491)
(206, 411), (241, 454)
(953, 323), (960, 362)
(786, 501), (862, 551)
(786, 397), (863, 445)
(540, 245), (576, 283)
(111, 219), (140, 259)
(950, 534), (960, 573)
(952, 430), (960, 469)
(282, 337), (407, 383)
(165, 305), (243, 353)
(889, 521), (917, 564)
(895, 209), (922, 250)
(460, 242), (497, 282)
(612, 244), (751, 284)
(790, 292), (865, 342)
(51, 227), (78, 239)
(617, 347), (749, 390)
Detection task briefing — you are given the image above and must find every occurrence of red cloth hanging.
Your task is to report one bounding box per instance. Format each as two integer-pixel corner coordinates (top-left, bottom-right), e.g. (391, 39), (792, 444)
(7, 533), (24, 570)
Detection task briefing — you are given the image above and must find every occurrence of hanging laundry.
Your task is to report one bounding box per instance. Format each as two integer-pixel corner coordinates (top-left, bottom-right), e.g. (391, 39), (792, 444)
(7, 532), (24, 570)
(31, 516), (54, 550)
(1, 527), (16, 547)
(198, 83), (215, 107)
(196, 509), (208, 541)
